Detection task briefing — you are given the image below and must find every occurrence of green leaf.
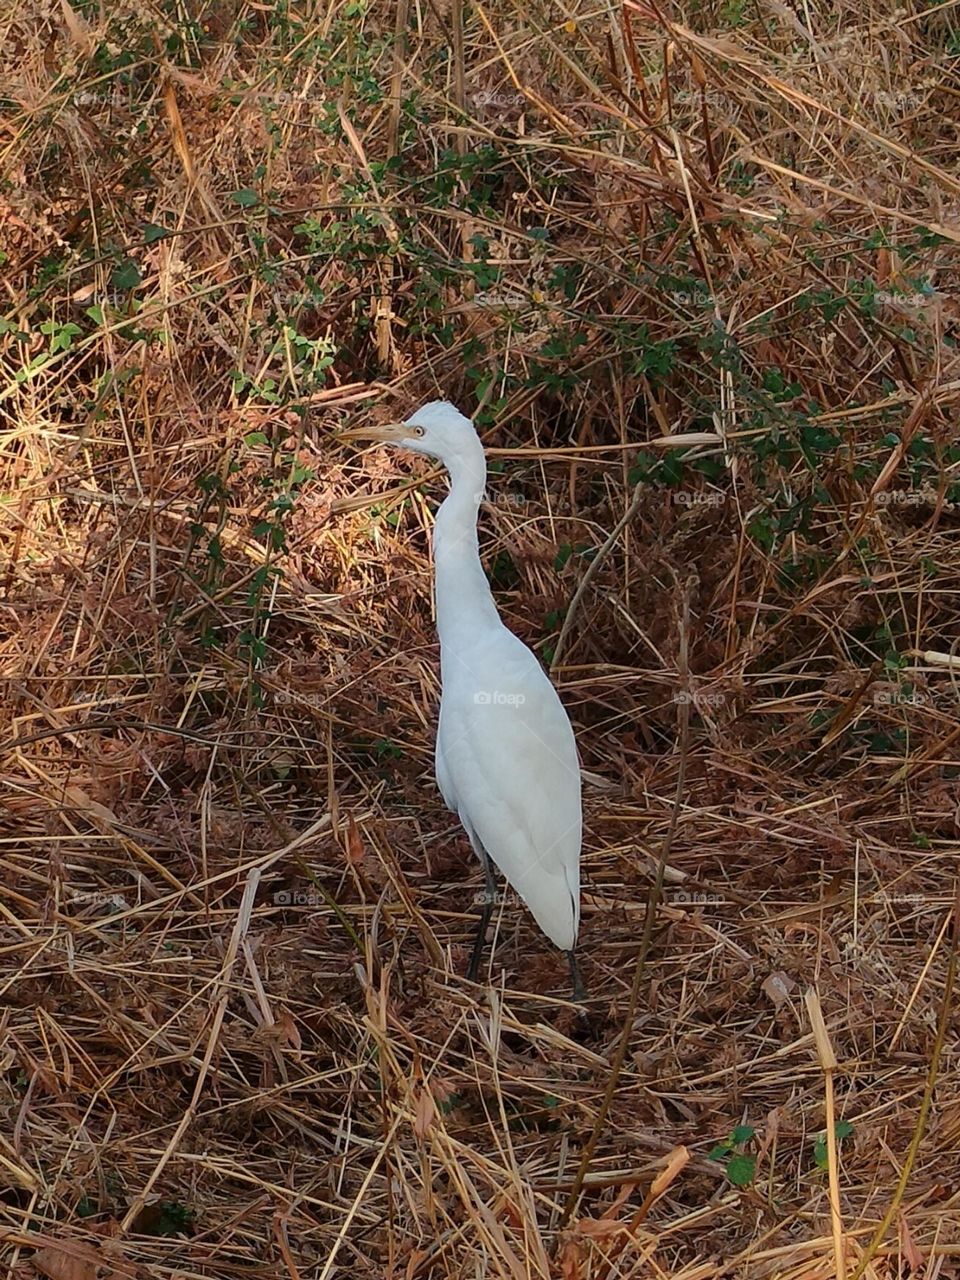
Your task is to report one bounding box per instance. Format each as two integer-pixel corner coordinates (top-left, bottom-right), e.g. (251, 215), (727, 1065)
(489, 550), (519, 587)
(111, 259), (142, 290)
(628, 450), (659, 485)
(731, 1125), (756, 1144)
(748, 510), (776, 551)
(708, 1143), (731, 1161)
(85, 304), (105, 325)
(813, 1122), (853, 1171)
(16, 352), (50, 381)
(726, 1153), (756, 1186)
(47, 322), (82, 352)
(244, 430), (269, 447)
(143, 222), (170, 243)
(231, 187), (260, 206)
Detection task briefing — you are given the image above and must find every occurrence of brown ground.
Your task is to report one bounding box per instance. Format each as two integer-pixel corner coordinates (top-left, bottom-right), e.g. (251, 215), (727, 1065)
(2, 1), (960, 1277)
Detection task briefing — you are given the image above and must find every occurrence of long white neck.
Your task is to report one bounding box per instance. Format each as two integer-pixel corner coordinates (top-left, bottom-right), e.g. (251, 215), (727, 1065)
(433, 444), (502, 645)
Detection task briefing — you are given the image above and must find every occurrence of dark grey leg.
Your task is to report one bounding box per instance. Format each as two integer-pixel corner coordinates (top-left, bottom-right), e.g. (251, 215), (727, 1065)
(567, 950), (587, 1002)
(467, 842), (498, 982)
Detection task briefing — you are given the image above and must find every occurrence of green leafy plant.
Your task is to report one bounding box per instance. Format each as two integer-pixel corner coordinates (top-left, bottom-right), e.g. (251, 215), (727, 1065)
(813, 1120), (854, 1170)
(39, 319), (82, 353)
(710, 1124), (757, 1186)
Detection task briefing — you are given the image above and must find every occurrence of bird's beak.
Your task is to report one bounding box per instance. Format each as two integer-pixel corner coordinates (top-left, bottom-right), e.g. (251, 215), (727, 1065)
(338, 422), (408, 443)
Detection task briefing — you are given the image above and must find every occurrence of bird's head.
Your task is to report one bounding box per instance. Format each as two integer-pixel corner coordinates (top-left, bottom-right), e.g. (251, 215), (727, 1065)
(340, 401), (482, 468)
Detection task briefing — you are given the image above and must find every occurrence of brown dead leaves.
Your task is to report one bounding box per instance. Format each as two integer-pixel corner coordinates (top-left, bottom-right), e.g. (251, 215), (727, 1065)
(31, 1236), (135, 1280)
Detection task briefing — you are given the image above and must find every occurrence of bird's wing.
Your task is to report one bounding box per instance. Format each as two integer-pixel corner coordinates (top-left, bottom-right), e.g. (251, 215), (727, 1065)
(434, 715), (458, 813)
(436, 627), (581, 950)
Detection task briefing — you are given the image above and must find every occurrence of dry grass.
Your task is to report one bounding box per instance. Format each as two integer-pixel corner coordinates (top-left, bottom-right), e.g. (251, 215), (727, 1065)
(2, 0), (960, 1276)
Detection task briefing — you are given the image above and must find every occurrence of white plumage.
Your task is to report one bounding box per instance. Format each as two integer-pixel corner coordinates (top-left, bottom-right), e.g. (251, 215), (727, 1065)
(343, 401), (584, 996)
(435, 624), (581, 950)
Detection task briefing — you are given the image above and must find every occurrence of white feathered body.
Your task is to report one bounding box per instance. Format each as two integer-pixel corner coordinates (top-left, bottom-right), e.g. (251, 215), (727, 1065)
(435, 625), (581, 950)
(423, 412), (581, 954)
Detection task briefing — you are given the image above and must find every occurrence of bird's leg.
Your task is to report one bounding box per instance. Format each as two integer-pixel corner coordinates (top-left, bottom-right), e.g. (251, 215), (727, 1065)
(467, 842), (498, 982)
(566, 950), (588, 1002)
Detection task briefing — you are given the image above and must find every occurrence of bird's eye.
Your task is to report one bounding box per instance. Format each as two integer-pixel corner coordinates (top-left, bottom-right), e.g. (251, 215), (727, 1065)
(412, 426), (425, 437)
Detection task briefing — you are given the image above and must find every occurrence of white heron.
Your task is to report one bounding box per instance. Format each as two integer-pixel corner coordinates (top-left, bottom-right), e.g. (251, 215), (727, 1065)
(342, 402), (585, 998)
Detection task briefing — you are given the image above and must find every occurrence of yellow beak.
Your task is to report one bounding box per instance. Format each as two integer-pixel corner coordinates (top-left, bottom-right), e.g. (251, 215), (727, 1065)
(338, 422), (408, 443)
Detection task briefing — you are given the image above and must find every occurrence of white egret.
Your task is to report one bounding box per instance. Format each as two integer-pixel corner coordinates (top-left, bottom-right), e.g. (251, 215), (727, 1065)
(343, 402), (584, 998)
